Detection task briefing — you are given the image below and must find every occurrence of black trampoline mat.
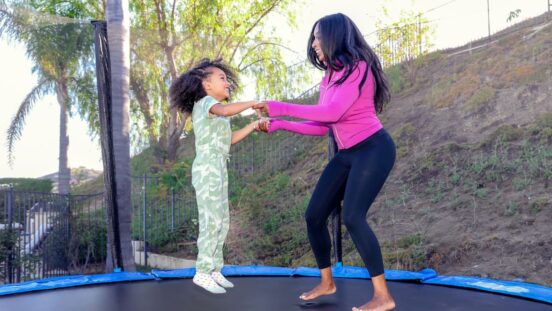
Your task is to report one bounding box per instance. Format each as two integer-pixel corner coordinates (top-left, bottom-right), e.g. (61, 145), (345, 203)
(0, 277), (550, 311)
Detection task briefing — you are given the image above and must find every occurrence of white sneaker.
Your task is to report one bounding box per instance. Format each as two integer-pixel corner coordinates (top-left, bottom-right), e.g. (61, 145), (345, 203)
(211, 271), (234, 288)
(193, 272), (226, 294)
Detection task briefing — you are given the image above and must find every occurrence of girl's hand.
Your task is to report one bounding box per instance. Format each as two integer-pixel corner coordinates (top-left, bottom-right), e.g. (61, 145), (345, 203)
(257, 118), (271, 133)
(252, 102), (269, 116)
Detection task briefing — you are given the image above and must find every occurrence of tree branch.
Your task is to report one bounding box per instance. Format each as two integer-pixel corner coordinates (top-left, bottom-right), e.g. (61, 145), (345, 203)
(237, 41), (296, 69)
(239, 57), (275, 72)
(6, 79), (51, 166)
(229, 0), (283, 63)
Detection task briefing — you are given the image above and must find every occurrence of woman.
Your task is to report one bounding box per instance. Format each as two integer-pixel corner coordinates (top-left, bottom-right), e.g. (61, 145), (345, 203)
(254, 13), (396, 311)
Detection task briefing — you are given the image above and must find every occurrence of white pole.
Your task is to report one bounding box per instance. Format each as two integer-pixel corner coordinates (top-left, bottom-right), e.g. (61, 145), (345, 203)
(487, 0), (491, 40)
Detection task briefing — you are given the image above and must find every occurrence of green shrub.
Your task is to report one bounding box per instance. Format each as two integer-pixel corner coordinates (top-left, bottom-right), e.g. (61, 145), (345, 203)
(0, 178), (53, 192)
(465, 86), (496, 111)
(386, 64), (405, 93)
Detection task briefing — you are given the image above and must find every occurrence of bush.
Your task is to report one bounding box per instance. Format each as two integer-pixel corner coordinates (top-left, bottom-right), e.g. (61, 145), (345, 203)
(386, 64), (405, 93)
(0, 229), (18, 264)
(42, 225), (70, 270)
(465, 86), (496, 111)
(0, 178), (53, 192)
(69, 220), (107, 268)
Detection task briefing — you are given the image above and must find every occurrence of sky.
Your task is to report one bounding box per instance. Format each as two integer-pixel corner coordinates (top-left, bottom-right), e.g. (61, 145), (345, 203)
(0, 0), (549, 178)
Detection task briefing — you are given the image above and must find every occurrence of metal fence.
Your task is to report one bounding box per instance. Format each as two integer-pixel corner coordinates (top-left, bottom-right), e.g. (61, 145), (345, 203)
(0, 187), (105, 284)
(131, 130), (324, 266)
(0, 129), (325, 283)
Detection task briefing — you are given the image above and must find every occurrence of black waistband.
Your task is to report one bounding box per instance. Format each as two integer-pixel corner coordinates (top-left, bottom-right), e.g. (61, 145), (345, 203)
(341, 128), (390, 152)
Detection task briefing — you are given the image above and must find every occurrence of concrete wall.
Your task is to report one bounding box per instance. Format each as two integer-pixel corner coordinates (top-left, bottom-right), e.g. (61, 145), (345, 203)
(132, 240), (195, 270)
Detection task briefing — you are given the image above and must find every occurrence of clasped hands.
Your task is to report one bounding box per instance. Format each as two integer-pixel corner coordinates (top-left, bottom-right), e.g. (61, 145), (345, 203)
(252, 101), (270, 133)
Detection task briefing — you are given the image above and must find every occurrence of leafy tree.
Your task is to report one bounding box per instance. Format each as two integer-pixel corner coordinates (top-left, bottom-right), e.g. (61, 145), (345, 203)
(374, 9), (433, 86)
(81, 0), (306, 165)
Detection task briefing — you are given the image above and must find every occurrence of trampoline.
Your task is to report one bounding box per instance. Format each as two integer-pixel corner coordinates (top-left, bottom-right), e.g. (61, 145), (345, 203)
(1, 266), (551, 311)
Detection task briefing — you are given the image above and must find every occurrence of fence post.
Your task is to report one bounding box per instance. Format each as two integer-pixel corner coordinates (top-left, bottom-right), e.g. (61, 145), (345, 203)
(6, 185), (15, 283)
(66, 194), (72, 266)
(417, 13), (422, 56)
(171, 187), (175, 232)
(487, 0), (491, 42)
(142, 174), (148, 267)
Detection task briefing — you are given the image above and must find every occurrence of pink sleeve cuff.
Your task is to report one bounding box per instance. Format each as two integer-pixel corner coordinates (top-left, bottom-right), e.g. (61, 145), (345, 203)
(267, 119), (282, 133)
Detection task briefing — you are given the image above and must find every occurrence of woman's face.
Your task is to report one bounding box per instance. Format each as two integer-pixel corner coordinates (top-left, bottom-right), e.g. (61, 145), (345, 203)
(312, 23), (325, 62)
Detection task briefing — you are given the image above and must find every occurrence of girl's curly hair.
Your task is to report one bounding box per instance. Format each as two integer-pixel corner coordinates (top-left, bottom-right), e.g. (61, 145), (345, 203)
(169, 58), (238, 113)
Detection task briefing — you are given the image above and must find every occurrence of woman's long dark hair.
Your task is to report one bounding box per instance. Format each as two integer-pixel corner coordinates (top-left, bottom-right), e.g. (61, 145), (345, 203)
(169, 58), (238, 113)
(307, 13), (390, 113)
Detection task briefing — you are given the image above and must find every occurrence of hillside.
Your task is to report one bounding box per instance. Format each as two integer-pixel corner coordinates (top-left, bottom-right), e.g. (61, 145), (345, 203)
(218, 14), (552, 286)
(74, 14), (552, 286)
(40, 167), (102, 193)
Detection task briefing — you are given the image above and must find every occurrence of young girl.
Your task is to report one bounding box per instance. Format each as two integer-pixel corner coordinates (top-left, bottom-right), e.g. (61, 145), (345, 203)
(169, 58), (260, 294)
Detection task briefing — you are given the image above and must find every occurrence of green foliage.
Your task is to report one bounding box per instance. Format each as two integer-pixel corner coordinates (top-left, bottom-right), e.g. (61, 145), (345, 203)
(506, 9), (522, 23)
(382, 233), (427, 270)
(427, 76), (454, 108)
(394, 123), (416, 158)
(465, 86), (496, 111)
(537, 112), (552, 128)
(230, 114), (255, 131)
(0, 229), (18, 266)
(42, 222), (70, 270)
(121, 0), (304, 160)
(486, 124), (525, 143)
(0, 178), (53, 192)
(512, 177), (529, 191)
(69, 213), (107, 267)
(505, 201), (519, 216)
(386, 64), (405, 93)
(375, 9), (434, 68)
(529, 197), (549, 214)
(28, 0), (103, 19)
(157, 160), (192, 193)
(539, 127), (552, 144)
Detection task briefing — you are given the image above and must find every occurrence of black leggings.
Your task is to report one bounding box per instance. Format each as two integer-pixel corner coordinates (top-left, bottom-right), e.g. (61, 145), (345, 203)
(305, 128), (396, 277)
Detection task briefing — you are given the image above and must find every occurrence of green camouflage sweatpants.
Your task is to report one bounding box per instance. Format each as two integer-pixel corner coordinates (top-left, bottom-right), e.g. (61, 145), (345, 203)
(192, 154), (230, 274)
(191, 95), (232, 274)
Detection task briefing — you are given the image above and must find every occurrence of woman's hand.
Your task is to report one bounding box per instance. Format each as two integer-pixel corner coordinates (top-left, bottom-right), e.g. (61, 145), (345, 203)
(257, 118), (271, 133)
(252, 102), (270, 116)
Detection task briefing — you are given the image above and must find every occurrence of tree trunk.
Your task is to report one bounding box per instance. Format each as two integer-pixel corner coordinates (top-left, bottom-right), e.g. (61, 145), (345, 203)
(166, 108), (180, 162)
(56, 81), (71, 195)
(164, 56), (184, 163)
(106, 0), (135, 272)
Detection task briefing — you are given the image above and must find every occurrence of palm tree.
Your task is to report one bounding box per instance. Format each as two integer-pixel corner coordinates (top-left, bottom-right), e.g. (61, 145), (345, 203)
(105, 0), (135, 271)
(1, 3), (97, 194)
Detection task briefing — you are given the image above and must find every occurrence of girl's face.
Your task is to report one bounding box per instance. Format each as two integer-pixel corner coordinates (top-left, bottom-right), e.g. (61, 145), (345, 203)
(202, 67), (231, 101)
(312, 23), (325, 62)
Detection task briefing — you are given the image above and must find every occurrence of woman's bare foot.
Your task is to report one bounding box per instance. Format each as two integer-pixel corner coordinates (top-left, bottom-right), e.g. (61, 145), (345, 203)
(352, 294), (396, 311)
(299, 282), (336, 300)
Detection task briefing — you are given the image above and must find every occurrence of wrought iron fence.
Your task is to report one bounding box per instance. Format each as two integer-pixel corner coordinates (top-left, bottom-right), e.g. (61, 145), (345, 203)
(0, 129), (325, 283)
(0, 186), (105, 284)
(130, 130), (324, 266)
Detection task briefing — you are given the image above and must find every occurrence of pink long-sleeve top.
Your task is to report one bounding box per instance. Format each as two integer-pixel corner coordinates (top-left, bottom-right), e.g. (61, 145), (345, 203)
(267, 60), (383, 150)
